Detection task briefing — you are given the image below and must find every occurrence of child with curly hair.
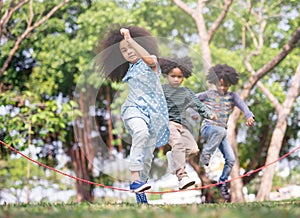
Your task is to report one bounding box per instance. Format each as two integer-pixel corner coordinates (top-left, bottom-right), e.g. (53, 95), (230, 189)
(98, 25), (170, 204)
(159, 57), (216, 190)
(196, 64), (255, 202)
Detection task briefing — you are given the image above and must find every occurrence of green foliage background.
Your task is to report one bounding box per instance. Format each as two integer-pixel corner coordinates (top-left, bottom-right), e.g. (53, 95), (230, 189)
(0, 0), (299, 203)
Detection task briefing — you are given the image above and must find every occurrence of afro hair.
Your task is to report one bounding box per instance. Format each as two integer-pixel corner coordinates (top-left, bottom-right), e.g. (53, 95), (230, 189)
(96, 24), (159, 82)
(158, 56), (193, 78)
(206, 64), (239, 85)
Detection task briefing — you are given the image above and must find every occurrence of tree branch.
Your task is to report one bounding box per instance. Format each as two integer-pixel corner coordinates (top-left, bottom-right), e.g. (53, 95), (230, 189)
(0, 0), (70, 77)
(256, 81), (282, 111)
(241, 0), (266, 75)
(0, 0), (29, 38)
(28, 0), (34, 26)
(282, 62), (300, 116)
(172, 0), (196, 18)
(255, 27), (300, 80)
(207, 0), (233, 42)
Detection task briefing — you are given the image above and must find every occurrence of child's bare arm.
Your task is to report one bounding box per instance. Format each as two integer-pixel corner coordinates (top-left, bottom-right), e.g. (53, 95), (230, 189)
(120, 28), (158, 72)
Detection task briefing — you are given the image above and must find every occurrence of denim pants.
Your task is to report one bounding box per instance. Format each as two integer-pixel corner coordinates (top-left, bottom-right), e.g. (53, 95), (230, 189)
(125, 117), (156, 182)
(201, 125), (235, 182)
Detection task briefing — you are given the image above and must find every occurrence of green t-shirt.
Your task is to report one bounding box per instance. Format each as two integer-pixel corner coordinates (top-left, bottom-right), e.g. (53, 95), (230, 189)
(162, 84), (213, 132)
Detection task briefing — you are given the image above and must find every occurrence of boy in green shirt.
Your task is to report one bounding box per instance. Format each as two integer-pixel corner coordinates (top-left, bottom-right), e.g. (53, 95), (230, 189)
(159, 57), (216, 189)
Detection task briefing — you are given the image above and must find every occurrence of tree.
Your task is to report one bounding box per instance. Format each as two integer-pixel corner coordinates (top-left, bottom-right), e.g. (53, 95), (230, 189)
(172, 0), (233, 73)
(0, 0), (70, 77)
(255, 62), (300, 200)
(172, 0), (300, 202)
(227, 26), (300, 202)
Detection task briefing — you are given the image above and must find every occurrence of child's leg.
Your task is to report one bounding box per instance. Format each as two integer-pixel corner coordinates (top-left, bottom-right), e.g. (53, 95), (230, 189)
(181, 126), (199, 157)
(218, 138), (235, 182)
(168, 121), (187, 180)
(217, 137), (235, 202)
(139, 136), (156, 182)
(201, 125), (226, 155)
(168, 122), (195, 190)
(125, 118), (150, 182)
(200, 125), (227, 166)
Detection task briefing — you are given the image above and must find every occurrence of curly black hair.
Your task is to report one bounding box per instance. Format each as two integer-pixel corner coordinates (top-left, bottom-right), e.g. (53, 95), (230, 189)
(206, 64), (239, 85)
(96, 24), (159, 82)
(158, 56), (193, 78)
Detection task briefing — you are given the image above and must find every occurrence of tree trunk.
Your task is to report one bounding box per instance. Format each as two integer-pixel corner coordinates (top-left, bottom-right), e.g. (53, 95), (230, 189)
(69, 144), (94, 202)
(256, 62), (300, 201)
(227, 105), (245, 202)
(256, 117), (287, 201)
(26, 160), (30, 204)
(70, 87), (98, 202)
(188, 155), (215, 203)
(105, 85), (114, 158)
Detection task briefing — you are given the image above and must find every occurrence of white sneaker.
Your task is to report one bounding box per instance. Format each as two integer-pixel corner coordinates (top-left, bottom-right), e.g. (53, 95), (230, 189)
(178, 177), (195, 190)
(166, 151), (175, 174)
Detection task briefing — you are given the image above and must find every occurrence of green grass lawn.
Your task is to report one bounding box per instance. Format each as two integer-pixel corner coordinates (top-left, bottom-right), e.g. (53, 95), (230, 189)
(1, 200), (299, 218)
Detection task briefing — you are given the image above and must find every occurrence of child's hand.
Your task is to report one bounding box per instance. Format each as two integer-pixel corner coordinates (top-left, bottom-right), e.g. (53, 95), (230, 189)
(246, 117), (255, 126)
(210, 114), (218, 121)
(120, 28), (131, 40)
(191, 115), (199, 120)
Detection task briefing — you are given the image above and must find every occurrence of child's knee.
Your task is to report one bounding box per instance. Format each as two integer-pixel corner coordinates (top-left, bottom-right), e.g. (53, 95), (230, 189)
(216, 127), (227, 138)
(189, 149), (199, 156)
(227, 157), (235, 167)
(135, 128), (150, 139)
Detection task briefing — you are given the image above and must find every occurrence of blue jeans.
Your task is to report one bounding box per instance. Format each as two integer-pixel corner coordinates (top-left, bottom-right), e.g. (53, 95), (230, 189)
(125, 118), (156, 182)
(201, 125), (235, 182)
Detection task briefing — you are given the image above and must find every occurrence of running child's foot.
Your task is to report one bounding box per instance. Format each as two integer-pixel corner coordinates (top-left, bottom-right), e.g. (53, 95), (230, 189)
(217, 183), (231, 202)
(178, 176), (195, 190)
(130, 180), (151, 193)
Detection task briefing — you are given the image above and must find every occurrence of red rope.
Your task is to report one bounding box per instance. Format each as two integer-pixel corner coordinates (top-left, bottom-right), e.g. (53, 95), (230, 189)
(1, 139), (299, 194)
(0, 140), (128, 192)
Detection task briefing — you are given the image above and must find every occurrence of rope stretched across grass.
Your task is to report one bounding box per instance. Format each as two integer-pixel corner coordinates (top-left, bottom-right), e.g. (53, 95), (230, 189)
(1, 139), (299, 194)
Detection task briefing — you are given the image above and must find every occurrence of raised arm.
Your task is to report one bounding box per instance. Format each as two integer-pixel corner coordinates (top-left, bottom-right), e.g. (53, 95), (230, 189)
(120, 28), (158, 72)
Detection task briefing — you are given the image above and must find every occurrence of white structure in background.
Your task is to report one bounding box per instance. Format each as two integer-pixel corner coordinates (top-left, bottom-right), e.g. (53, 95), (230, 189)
(269, 185), (300, 200)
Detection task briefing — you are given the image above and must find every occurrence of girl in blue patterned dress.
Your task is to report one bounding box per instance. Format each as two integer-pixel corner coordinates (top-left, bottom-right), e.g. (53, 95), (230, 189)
(98, 25), (169, 204)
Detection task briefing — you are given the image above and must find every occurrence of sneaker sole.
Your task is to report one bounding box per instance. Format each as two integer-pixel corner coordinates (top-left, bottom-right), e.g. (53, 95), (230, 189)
(179, 180), (195, 190)
(134, 184), (151, 193)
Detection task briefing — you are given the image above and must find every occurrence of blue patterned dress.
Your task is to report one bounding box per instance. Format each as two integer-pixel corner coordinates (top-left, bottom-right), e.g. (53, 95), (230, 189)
(121, 59), (170, 147)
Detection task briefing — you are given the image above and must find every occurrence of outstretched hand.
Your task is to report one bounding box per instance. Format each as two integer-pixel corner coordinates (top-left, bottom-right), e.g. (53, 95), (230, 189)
(246, 117), (255, 126)
(210, 113), (218, 121)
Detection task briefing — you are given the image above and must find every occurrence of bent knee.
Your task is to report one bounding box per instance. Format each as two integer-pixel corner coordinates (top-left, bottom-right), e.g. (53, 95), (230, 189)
(226, 158), (235, 167)
(190, 149), (200, 156)
(135, 128), (150, 138)
(212, 127), (227, 138)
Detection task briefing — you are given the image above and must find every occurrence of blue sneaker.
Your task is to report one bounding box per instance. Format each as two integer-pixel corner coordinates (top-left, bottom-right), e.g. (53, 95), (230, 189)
(135, 192), (148, 204)
(130, 180), (151, 193)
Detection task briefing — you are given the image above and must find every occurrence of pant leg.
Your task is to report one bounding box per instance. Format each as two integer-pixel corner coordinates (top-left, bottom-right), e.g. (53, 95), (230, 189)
(168, 121), (187, 180)
(180, 126), (199, 157)
(201, 125), (227, 156)
(218, 137), (236, 182)
(140, 137), (156, 182)
(125, 118), (154, 182)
